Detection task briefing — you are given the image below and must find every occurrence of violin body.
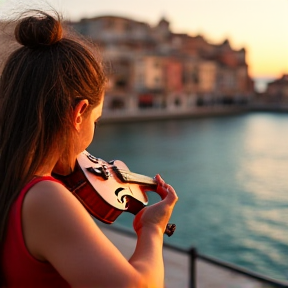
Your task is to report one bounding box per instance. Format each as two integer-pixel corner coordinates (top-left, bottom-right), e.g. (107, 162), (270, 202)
(54, 151), (176, 236)
(53, 150), (157, 224)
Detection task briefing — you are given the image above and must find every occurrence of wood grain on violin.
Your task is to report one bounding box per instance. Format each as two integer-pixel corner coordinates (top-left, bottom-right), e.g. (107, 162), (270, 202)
(53, 150), (176, 236)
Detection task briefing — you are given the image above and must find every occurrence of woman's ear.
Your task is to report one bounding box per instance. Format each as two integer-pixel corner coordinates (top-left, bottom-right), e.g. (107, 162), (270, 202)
(73, 99), (89, 131)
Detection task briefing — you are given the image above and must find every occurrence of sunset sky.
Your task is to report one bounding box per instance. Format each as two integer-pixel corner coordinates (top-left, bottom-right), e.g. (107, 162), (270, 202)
(1, 0), (288, 89)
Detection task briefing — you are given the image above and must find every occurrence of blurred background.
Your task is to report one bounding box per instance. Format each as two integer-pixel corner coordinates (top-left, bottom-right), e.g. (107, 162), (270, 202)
(1, 0), (288, 283)
(1, 0), (288, 92)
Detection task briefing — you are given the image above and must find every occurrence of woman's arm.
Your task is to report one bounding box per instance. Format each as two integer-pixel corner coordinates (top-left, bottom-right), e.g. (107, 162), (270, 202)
(22, 175), (177, 288)
(129, 174), (178, 287)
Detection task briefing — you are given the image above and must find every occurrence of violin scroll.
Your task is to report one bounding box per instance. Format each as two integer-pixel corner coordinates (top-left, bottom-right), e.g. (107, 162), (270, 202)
(165, 223), (176, 237)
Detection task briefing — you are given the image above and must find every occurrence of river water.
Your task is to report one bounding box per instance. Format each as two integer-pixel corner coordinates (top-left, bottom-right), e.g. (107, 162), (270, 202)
(88, 111), (288, 282)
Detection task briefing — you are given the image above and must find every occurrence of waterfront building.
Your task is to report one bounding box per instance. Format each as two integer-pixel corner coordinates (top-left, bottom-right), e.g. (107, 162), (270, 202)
(0, 16), (254, 113)
(266, 74), (288, 104)
(252, 74), (288, 110)
(70, 15), (254, 113)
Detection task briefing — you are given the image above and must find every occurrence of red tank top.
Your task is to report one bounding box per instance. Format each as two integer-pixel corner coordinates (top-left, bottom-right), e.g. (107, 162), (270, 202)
(2, 176), (71, 287)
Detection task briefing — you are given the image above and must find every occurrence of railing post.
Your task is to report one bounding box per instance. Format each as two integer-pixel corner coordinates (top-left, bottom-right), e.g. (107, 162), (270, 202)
(189, 247), (197, 288)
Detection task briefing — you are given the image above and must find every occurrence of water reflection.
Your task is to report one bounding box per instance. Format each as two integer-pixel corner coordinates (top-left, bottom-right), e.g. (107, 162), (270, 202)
(90, 112), (288, 280)
(237, 113), (288, 202)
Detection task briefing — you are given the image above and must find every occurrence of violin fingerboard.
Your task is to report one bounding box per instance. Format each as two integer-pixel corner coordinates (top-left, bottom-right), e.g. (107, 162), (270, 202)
(112, 167), (157, 187)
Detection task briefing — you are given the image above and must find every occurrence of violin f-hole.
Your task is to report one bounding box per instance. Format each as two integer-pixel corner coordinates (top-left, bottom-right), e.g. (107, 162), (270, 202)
(115, 187), (133, 208)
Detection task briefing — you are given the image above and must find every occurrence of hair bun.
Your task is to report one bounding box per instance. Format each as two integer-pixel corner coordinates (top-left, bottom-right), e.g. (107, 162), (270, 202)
(15, 12), (63, 48)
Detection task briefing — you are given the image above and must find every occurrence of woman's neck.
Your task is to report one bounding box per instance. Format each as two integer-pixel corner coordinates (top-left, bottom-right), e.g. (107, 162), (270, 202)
(52, 155), (77, 176)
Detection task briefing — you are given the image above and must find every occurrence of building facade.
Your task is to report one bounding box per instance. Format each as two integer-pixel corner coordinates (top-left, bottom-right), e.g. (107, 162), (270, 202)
(69, 15), (254, 112)
(265, 74), (288, 104)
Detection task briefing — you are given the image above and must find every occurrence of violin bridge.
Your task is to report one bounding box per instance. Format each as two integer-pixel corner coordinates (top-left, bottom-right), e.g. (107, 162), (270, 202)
(87, 165), (111, 180)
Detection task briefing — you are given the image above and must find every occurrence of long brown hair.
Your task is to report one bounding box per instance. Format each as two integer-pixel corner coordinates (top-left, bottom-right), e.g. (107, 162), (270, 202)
(0, 10), (107, 273)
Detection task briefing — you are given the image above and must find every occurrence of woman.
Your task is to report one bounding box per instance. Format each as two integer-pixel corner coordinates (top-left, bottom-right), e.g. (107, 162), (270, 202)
(0, 10), (178, 288)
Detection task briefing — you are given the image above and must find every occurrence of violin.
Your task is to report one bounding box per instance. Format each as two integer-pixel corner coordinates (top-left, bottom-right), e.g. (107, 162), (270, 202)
(53, 150), (176, 236)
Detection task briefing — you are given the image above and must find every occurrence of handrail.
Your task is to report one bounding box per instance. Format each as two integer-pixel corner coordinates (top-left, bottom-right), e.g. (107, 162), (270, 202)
(101, 223), (288, 288)
(196, 252), (288, 288)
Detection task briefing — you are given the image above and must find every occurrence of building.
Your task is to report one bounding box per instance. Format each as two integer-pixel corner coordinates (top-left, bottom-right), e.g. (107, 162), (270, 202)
(266, 74), (288, 104)
(253, 74), (288, 109)
(2, 15), (251, 113)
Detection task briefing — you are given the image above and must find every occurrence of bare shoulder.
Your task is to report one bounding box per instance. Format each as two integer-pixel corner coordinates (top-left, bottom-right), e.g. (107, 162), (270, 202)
(22, 178), (99, 261)
(22, 177), (97, 235)
(22, 178), (97, 236)
(23, 178), (77, 212)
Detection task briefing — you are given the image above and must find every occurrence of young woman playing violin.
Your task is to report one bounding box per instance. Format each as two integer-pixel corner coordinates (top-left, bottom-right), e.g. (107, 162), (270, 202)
(0, 10), (178, 288)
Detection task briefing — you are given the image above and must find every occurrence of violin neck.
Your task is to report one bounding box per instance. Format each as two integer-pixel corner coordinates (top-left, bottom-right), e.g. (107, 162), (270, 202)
(113, 167), (157, 187)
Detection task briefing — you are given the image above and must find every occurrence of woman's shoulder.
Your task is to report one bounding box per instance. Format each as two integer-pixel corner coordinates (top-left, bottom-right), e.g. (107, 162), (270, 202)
(28, 176), (66, 193)
(24, 177), (70, 207)
(22, 175), (98, 261)
(23, 176), (84, 219)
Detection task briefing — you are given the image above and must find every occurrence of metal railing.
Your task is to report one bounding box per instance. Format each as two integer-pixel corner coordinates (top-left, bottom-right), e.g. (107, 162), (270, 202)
(105, 224), (288, 288)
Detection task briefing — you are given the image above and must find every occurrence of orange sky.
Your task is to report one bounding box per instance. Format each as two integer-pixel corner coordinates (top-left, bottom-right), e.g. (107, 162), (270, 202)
(1, 0), (288, 80)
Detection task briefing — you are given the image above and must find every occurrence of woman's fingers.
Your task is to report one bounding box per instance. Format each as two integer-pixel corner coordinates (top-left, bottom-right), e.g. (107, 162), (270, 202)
(155, 174), (178, 204)
(133, 174), (178, 235)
